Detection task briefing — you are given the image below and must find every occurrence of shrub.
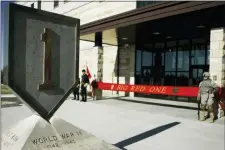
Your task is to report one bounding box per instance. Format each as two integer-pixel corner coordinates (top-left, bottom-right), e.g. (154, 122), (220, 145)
(1, 84), (12, 94)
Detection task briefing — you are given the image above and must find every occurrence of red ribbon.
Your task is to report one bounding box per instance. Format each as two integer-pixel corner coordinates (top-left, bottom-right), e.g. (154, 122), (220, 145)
(97, 82), (225, 99)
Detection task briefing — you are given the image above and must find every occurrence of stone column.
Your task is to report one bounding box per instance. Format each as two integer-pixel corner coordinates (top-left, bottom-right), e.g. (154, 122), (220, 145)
(95, 32), (103, 100)
(209, 28), (225, 87)
(209, 28), (225, 118)
(118, 45), (135, 97)
(96, 46), (104, 100)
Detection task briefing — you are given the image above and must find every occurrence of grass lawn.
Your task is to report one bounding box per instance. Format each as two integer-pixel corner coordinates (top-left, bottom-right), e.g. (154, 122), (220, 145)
(1, 84), (12, 94)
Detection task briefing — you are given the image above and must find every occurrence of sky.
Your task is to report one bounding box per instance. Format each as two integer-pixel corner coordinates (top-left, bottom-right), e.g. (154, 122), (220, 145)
(1, 1), (13, 69)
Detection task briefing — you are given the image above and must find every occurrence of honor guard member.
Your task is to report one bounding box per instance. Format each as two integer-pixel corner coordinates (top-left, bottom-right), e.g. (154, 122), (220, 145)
(81, 69), (89, 102)
(197, 72), (218, 123)
(73, 77), (80, 100)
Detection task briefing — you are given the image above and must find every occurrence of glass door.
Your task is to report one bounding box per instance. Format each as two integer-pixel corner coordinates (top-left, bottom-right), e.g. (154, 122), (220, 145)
(152, 50), (165, 85)
(141, 66), (153, 85)
(190, 65), (209, 86)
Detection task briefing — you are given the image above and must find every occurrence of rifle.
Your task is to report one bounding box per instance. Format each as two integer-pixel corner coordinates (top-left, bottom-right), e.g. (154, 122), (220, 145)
(197, 100), (200, 120)
(197, 93), (201, 120)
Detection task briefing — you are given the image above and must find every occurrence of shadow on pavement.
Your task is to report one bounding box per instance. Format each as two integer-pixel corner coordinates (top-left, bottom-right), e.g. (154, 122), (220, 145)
(114, 122), (180, 150)
(116, 98), (197, 110)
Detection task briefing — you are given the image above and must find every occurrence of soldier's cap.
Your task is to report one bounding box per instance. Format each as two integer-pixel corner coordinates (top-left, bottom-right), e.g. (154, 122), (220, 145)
(203, 72), (210, 77)
(82, 69), (86, 72)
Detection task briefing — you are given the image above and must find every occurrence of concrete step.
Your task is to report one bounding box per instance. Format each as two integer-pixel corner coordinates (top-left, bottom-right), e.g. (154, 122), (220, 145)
(1, 94), (17, 101)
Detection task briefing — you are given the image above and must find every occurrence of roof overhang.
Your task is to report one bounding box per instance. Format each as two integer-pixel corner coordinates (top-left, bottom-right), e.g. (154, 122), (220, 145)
(80, 1), (225, 45)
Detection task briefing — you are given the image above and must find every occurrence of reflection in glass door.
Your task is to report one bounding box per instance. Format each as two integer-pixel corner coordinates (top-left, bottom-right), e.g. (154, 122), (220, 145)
(191, 66), (209, 86)
(192, 68), (203, 86)
(152, 51), (165, 85)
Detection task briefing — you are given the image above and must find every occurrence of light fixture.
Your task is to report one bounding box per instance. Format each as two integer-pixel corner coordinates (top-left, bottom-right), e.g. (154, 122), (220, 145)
(196, 25), (205, 28)
(122, 37), (128, 40)
(153, 32), (160, 35)
(166, 36), (172, 39)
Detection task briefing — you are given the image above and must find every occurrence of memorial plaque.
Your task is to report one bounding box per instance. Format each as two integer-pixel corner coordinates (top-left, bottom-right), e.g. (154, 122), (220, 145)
(3, 3), (80, 121)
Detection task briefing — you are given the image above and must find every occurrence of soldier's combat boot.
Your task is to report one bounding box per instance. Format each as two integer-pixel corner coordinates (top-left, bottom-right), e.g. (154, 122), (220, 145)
(200, 111), (206, 121)
(209, 113), (214, 123)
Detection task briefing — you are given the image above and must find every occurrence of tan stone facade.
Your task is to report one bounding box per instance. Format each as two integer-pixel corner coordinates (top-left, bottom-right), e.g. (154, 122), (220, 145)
(209, 28), (225, 88)
(79, 44), (135, 98)
(117, 45), (135, 97)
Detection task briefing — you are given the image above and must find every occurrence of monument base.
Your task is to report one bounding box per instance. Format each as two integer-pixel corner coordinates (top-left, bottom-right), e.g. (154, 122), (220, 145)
(1, 114), (120, 150)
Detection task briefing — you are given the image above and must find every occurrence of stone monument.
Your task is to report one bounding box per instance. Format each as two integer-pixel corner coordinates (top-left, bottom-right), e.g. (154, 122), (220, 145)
(1, 3), (120, 150)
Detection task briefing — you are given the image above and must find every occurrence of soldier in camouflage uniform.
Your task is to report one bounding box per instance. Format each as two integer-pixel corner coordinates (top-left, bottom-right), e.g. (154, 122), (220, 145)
(197, 72), (218, 123)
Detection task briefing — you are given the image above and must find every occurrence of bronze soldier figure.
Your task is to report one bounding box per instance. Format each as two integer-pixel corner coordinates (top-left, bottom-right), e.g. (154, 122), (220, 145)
(197, 72), (218, 123)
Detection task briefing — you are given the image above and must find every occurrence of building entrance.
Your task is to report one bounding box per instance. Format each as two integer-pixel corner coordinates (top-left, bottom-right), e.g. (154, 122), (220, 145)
(141, 49), (165, 86)
(132, 5), (225, 101)
(135, 39), (210, 101)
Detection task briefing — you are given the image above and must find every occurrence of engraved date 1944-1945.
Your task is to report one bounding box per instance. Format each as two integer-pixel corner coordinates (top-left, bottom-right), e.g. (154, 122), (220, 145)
(31, 131), (82, 149)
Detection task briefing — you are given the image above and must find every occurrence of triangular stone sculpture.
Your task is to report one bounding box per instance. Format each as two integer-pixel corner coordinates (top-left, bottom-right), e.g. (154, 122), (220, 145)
(1, 114), (121, 150)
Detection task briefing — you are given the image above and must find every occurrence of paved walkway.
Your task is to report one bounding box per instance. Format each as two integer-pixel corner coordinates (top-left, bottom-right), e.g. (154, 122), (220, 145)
(55, 99), (224, 150)
(92, 98), (225, 124)
(1, 96), (224, 150)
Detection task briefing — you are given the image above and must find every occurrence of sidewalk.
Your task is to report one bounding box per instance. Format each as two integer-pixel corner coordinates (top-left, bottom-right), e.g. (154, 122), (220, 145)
(91, 97), (225, 124)
(117, 96), (197, 109)
(55, 98), (225, 150)
(1, 96), (224, 150)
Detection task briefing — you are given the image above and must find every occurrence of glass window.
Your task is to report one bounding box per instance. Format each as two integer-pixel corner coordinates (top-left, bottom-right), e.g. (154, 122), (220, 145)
(191, 68), (204, 86)
(135, 74), (141, 85)
(191, 45), (205, 65)
(192, 38), (206, 44)
(207, 45), (210, 65)
(164, 72), (176, 86)
(154, 43), (165, 67)
(153, 53), (156, 66)
(136, 72), (141, 75)
(177, 48), (189, 71)
(177, 72), (189, 78)
(165, 48), (176, 71)
(177, 72), (189, 86)
(161, 53), (164, 66)
(177, 40), (190, 71)
(155, 43), (164, 49)
(136, 50), (142, 72)
(142, 51), (152, 67)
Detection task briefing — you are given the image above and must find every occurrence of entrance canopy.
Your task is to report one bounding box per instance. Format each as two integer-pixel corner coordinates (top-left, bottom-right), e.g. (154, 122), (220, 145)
(80, 1), (225, 46)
